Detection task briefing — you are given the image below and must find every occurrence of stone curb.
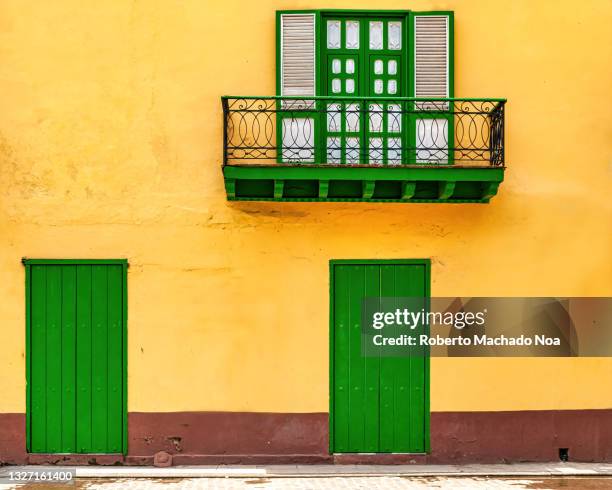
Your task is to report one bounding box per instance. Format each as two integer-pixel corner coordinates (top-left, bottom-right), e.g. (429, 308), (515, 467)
(2, 464), (611, 479)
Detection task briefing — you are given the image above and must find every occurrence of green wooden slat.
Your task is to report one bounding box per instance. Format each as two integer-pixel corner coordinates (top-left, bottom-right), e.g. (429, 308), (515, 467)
(91, 265), (109, 452)
(61, 266), (77, 453)
(347, 266), (366, 451)
(378, 264), (396, 452)
(403, 265), (427, 452)
(391, 265), (414, 452)
(333, 265), (351, 452)
(363, 265), (381, 452)
(121, 263), (128, 455)
(45, 266), (62, 453)
(30, 266), (47, 452)
(107, 265), (123, 453)
(76, 265), (93, 453)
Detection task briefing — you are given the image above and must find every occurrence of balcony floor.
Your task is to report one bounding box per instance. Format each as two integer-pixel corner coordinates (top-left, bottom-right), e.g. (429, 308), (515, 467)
(223, 164), (505, 203)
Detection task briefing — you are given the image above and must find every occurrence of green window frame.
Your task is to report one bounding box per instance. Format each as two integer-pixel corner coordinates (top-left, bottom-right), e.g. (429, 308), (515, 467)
(276, 10), (454, 166)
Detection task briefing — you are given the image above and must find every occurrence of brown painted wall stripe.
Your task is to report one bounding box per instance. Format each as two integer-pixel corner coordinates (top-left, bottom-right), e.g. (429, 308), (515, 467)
(0, 410), (610, 465)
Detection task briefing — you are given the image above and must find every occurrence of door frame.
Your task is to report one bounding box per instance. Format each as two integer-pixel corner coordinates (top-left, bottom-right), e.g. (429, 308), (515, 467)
(24, 258), (128, 455)
(319, 11), (411, 166)
(329, 258), (431, 454)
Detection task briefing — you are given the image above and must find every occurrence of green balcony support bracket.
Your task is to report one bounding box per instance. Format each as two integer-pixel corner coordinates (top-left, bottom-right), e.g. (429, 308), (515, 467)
(274, 180), (284, 199)
(438, 181), (456, 200)
(362, 180), (375, 199)
(224, 178), (236, 199)
(401, 181), (416, 200)
(481, 182), (501, 200)
(319, 180), (330, 198)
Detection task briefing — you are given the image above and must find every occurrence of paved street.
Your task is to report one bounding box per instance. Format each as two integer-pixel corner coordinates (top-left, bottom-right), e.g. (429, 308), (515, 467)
(2, 476), (612, 490)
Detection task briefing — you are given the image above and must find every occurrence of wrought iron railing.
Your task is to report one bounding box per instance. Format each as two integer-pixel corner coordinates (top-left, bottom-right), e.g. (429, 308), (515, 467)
(222, 96), (505, 167)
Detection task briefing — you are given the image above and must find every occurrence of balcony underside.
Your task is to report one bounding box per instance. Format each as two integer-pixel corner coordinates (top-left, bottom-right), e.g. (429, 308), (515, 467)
(223, 164), (505, 203)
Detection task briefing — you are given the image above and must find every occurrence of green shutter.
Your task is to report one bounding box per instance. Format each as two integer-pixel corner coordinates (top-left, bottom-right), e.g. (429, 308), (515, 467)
(26, 260), (127, 454)
(276, 11), (319, 164)
(409, 12), (454, 165)
(411, 12), (454, 99)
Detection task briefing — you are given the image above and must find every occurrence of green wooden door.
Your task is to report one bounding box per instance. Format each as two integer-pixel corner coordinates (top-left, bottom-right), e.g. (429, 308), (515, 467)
(330, 260), (429, 453)
(323, 15), (407, 165)
(26, 260), (127, 454)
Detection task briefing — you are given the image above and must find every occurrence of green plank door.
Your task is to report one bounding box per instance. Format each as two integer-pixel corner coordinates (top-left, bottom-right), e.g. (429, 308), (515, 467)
(27, 263), (126, 454)
(332, 261), (429, 453)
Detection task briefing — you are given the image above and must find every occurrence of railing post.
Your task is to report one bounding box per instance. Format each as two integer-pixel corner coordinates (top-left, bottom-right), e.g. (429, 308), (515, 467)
(221, 97), (229, 166)
(500, 102), (505, 166)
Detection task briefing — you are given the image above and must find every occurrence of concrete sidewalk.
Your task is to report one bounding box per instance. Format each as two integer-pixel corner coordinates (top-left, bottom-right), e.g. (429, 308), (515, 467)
(2, 462), (611, 478)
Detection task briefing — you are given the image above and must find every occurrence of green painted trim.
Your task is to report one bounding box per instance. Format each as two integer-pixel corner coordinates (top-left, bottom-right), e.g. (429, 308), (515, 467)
(222, 95), (506, 102)
(328, 260), (335, 454)
(229, 197), (491, 203)
(328, 258), (431, 453)
(23, 259), (128, 265)
(121, 262), (128, 455)
(223, 164), (504, 182)
(331, 259), (431, 265)
(25, 264), (31, 452)
(423, 259), (431, 453)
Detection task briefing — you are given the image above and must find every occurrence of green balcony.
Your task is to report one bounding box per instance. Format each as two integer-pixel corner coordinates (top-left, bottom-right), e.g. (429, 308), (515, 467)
(222, 96), (506, 203)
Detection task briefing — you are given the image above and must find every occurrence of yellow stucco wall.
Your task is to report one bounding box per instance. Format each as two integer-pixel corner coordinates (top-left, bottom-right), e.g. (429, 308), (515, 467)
(1, 0), (611, 414)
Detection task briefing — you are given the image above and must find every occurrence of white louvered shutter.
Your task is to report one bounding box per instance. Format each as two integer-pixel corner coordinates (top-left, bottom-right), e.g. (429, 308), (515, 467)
(414, 15), (450, 107)
(280, 13), (316, 97)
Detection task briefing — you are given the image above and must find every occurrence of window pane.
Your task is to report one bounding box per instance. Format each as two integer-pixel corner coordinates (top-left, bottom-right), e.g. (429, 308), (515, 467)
(369, 137), (383, 164)
(374, 59), (383, 75)
(332, 78), (341, 93)
(388, 60), (397, 75)
(388, 137), (402, 165)
(332, 59), (341, 74)
(346, 103), (360, 132)
(327, 137), (341, 163)
(327, 21), (341, 49)
(388, 79), (397, 94)
(282, 118), (315, 162)
(346, 59), (355, 74)
(388, 21), (402, 50)
(327, 103), (341, 132)
(369, 21), (383, 50)
(416, 118), (449, 164)
(347, 137), (360, 164)
(346, 20), (359, 49)
(374, 79), (383, 94)
(346, 79), (355, 94)
(369, 103), (383, 133)
(387, 104), (401, 133)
